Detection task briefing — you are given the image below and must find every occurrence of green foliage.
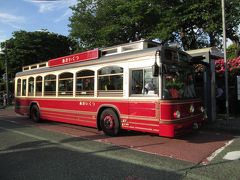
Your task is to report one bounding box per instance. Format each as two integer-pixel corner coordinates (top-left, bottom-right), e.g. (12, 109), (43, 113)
(148, 0), (240, 50)
(0, 79), (5, 92)
(0, 30), (77, 76)
(69, 0), (161, 50)
(69, 0), (240, 50)
(227, 44), (240, 59)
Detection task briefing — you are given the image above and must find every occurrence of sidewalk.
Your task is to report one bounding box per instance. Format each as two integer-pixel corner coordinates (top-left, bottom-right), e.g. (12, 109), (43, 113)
(204, 114), (240, 135)
(0, 105), (14, 110)
(0, 105), (15, 116)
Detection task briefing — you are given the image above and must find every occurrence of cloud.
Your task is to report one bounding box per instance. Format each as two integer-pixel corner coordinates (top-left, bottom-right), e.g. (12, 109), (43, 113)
(54, 9), (72, 23)
(23, 0), (77, 13)
(0, 13), (26, 29)
(0, 31), (8, 43)
(0, 13), (25, 24)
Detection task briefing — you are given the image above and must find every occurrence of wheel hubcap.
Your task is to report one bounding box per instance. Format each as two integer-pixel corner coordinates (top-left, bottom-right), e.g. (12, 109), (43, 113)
(103, 115), (114, 129)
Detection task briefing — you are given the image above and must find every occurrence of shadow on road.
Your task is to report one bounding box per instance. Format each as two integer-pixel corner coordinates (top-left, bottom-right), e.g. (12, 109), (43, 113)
(0, 145), (183, 180)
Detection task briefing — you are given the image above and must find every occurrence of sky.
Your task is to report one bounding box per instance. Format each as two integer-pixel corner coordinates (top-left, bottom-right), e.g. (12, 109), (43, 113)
(0, 0), (78, 43)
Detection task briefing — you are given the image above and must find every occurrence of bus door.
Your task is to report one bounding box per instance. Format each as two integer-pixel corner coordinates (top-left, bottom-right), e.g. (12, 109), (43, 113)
(128, 68), (160, 133)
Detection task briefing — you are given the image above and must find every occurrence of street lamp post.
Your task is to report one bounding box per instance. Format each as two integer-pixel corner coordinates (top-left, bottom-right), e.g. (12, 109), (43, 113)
(221, 0), (229, 121)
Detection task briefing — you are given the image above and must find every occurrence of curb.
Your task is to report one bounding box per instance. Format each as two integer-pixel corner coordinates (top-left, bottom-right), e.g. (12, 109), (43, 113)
(203, 120), (240, 135)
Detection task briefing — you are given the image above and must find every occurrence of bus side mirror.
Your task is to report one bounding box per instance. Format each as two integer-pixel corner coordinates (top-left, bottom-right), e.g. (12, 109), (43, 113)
(152, 62), (159, 77)
(152, 49), (161, 77)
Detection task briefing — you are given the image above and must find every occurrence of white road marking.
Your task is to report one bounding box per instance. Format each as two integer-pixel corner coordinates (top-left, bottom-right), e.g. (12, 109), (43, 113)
(223, 151), (240, 160)
(206, 140), (234, 162)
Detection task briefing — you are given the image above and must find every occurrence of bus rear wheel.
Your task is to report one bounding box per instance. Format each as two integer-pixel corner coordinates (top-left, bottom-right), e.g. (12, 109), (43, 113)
(100, 108), (120, 136)
(30, 105), (40, 123)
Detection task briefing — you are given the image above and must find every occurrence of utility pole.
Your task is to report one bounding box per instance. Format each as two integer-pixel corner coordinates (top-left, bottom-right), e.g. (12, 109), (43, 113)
(221, 0), (229, 121)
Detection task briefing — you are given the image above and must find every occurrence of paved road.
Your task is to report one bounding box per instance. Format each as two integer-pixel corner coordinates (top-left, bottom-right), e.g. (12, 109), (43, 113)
(0, 109), (240, 180)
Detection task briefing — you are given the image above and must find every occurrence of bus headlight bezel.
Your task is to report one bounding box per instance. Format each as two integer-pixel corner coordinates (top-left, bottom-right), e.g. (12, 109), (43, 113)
(173, 110), (181, 119)
(190, 105), (195, 113)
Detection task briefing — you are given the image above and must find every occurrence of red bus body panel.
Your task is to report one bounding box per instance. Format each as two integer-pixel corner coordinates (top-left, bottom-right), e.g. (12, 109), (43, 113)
(15, 97), (205, 138)
(159, 100), (204, 137)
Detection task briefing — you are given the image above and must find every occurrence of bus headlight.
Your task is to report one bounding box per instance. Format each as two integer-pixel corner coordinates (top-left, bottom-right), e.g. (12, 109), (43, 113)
(190, 105), (195, 113)
(173, 110), (181, 119)
(200, 106), (204, 113)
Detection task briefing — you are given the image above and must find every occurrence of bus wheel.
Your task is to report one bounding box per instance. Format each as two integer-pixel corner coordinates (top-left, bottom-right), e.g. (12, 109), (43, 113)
(30, 105), (40, 123)
(100, 108), (120, 136)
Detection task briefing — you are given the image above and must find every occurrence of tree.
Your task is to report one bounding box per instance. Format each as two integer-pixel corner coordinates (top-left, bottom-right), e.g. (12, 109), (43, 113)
(227, 44), (240, 59)
(69, 0), (240, 50)
(69, 0), (161, 50)
(0, 30), (77, 76)
(151, 1), (219, 49)
(149, 0), (240, 50)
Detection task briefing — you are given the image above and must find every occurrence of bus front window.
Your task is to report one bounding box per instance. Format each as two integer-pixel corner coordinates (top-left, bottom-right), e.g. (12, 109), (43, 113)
(162, 65), (197, 99)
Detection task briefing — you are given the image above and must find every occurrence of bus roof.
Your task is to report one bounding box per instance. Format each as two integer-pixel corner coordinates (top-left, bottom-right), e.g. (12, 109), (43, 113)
(16, 45), (162, 77)
(16, 40), (193, 77)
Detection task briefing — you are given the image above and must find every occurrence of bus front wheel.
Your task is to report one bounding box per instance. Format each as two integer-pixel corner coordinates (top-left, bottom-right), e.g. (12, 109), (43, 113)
(30, 105), (40, 123)
(100, 108), (120, 136)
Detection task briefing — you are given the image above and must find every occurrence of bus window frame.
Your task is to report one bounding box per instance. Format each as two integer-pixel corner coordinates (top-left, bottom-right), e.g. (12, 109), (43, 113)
(130, 67), (159, 97)
(16, 78), (21, 97)
(22, 79), (27, 96)
(28, 77), (35, 96)
(160, 47), (191, 64)
(36, 76), (43, 96)
(44, 74), (57, 96)
(97, 66), (124, 97)
(58, 72), (74, 96)
(161, 63), (197, 100)
(76, 69), (95, 96)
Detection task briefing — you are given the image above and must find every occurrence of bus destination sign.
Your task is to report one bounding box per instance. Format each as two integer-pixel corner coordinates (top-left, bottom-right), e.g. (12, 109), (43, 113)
(48, 49), (99, 67)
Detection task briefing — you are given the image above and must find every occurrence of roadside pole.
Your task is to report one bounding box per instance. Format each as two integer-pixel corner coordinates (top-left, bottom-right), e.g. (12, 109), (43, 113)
(221, 0), (229, 121)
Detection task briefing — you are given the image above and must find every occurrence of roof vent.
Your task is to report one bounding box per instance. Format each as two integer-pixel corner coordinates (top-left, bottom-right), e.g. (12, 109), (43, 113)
(22, 62), (48, 72)
(102, 39), (160, 56)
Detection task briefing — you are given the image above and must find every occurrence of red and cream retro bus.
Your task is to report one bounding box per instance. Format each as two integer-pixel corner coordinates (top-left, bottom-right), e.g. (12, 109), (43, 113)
(15, 40), (206, 137)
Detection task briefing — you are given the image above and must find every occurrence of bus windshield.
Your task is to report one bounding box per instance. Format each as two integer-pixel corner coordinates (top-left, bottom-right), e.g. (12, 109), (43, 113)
(162, 64), (197, 99)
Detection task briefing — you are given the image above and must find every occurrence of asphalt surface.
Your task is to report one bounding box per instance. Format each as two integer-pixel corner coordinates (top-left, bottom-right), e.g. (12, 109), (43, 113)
(0, 108), (240, 180)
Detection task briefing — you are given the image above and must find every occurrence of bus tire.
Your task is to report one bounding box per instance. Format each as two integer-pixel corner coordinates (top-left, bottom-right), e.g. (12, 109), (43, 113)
(30, 105), (41, 123)
(100, 108), (120, 136)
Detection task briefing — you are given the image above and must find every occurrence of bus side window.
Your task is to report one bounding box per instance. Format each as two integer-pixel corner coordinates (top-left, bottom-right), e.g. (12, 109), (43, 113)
(36, 76), (42, 96)
(98, 66), (123, 97)
(76, 70), (94, 96)
(22, 79), (27, 96)
(44, 74), (56, 96)
(28, 77), (34, 96)
(58, 72), (73, 96)
(131, 68), (158, 96)
(131, 70), (143, 94)
(17, 79), (21, 96)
